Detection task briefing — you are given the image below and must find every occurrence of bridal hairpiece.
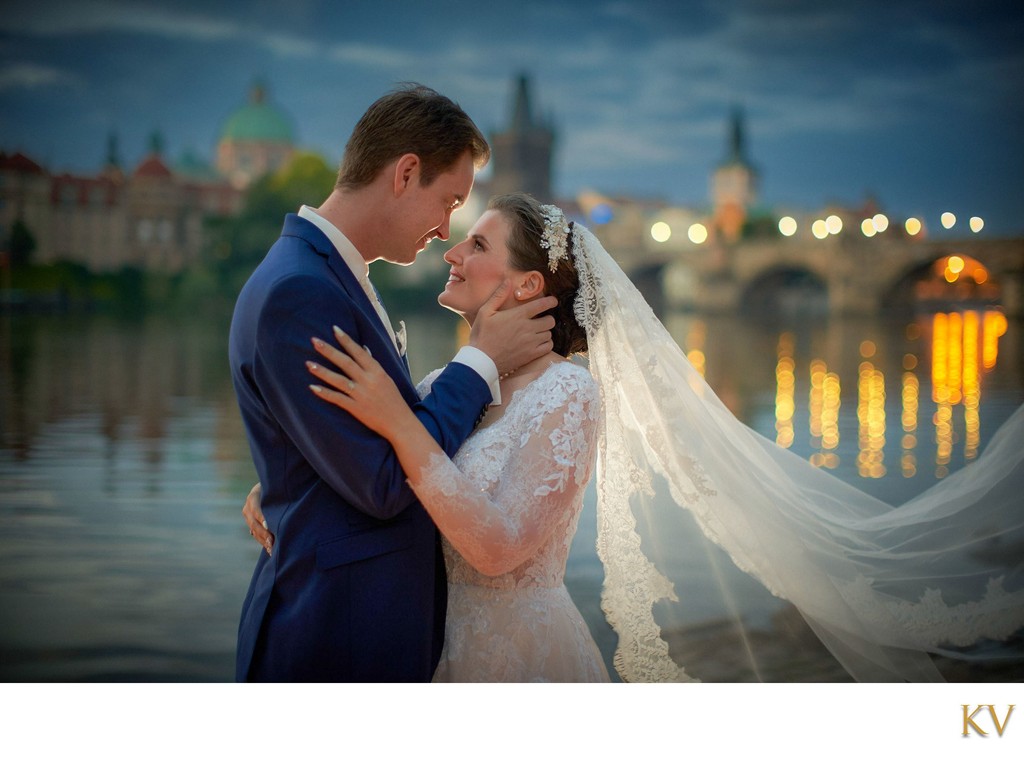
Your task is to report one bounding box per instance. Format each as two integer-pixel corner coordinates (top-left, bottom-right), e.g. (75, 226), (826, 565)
(539, 204), (572, 273)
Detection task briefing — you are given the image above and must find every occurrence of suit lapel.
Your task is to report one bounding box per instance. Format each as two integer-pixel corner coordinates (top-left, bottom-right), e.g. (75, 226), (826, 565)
(282, 214), (412, 382)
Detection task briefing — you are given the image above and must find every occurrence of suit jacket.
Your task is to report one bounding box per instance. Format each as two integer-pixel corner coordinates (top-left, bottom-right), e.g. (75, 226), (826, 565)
(228, 214), (491, 682)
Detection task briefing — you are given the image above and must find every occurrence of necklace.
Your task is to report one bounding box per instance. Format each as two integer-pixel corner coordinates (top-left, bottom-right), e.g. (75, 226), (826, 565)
(499, 366), (521, 380)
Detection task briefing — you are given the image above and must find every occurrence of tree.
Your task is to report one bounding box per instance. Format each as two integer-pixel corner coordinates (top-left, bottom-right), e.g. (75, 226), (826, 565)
(209, 151), (336, 295)
(8, 218), (36, 268)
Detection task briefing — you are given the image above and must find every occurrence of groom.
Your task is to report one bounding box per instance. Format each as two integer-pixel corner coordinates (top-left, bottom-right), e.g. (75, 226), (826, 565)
(229, 85), (556, 682)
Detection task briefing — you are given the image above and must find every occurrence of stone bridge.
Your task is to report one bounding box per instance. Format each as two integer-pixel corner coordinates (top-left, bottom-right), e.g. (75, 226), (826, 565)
(631, 234), (1024, 316)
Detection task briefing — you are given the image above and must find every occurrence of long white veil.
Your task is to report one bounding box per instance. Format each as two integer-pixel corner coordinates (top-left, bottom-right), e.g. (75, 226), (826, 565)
(569, 221), (1024, 682)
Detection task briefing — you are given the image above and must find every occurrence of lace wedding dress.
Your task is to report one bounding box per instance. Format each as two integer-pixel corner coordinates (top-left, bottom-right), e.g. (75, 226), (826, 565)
(414, 362), (609, 682)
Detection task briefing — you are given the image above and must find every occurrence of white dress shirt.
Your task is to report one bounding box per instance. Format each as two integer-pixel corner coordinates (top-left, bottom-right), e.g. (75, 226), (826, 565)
(297, 205), (502, 404)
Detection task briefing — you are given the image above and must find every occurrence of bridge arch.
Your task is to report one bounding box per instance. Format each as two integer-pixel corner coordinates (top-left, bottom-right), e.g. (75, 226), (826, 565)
(739, 265), (829, 316)
(882, 251), (1002, 311)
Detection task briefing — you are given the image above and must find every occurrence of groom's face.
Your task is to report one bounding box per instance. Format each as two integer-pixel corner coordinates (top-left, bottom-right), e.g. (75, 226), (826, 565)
(389, 150), (476, 265)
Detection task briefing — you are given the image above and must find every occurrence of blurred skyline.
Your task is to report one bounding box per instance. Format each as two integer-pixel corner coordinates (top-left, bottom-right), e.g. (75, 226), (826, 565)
(2, 0), (1022, 235)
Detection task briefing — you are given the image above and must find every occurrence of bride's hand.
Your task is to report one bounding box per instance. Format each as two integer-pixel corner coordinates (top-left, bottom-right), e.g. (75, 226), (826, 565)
(307, 326), (410, 439)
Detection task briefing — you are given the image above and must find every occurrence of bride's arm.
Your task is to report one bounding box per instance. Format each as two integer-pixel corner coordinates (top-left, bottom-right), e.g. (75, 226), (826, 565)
(308, 330), (599, 576)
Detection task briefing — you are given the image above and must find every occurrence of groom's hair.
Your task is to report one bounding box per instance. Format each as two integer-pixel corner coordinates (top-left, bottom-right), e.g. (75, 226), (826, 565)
(336, 84), (490, 190)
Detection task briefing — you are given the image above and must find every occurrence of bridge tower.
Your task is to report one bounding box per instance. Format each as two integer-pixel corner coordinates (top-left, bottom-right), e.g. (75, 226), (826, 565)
(711, 107), (758, 244)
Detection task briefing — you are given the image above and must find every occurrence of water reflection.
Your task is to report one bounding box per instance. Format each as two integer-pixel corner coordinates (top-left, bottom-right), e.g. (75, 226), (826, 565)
(666, 308), (1019, 499)
(0, 308), (1020, 681)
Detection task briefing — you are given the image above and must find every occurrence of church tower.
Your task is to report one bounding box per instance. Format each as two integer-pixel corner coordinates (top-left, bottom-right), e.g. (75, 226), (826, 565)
(488, 75), (555, 203)
(711, 107), (758, 243)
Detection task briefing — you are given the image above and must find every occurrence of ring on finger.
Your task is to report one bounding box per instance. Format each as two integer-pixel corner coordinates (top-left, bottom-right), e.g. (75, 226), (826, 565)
(346, 379), (356, 391)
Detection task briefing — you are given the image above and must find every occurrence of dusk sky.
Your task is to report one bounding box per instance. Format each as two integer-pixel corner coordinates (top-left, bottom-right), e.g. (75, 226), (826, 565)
(2, 0), (1022, 235)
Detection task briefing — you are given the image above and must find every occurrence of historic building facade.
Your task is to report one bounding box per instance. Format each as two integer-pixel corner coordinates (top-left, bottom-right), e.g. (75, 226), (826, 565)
(1, 82), (294, 273)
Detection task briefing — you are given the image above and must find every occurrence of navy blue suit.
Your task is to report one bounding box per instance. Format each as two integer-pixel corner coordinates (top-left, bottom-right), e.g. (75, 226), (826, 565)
(229, 214), (491, 682)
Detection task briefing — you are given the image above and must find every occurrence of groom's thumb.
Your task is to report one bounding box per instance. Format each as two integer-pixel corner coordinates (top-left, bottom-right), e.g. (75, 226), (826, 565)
(482, 279), (511, 314)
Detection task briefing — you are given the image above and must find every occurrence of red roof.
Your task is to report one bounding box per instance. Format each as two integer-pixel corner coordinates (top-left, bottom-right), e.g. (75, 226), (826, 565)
(134, 154), (173, 178)
(0, 151), (46, 175)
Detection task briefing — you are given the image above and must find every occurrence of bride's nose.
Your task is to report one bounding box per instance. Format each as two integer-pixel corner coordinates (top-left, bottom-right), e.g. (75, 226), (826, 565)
(443, 243), (463, 265)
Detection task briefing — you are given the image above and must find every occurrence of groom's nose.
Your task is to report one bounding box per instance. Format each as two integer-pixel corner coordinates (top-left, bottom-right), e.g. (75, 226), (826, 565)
(435, 212), (452, 241)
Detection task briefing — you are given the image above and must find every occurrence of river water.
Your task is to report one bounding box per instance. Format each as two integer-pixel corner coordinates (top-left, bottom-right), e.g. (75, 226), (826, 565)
(0, 305), (1020, 681)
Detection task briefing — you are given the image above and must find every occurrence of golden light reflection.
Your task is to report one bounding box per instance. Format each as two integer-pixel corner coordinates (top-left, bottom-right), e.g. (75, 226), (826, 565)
(778, 216), (798, 236)
(905, 217), (923, 236)
(809, 358), (841, 469)
(963, 311), (980, 459)
(861, 219), (876, 237)
(812, 219), (828, 240)
(902, 366), (919, 478)
(928, 309), (1006, 475)
(941, 212), (956, 229)
(857, 358), (886, 478)
(970, 216), (984, 233)
(982, 311), (1007, 370)
(685, 321), (707, 378)
(775, 333), (796, 448)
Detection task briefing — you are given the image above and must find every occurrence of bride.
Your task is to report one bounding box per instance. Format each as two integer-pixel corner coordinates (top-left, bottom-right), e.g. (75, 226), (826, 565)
(249, 192), (1024, 682)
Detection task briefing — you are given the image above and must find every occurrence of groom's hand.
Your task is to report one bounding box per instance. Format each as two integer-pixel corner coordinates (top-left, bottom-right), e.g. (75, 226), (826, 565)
(469, 280), (557, 375)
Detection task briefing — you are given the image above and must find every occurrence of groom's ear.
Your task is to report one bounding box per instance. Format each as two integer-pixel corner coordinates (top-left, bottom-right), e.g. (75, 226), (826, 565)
(514, 271), (546, 300)
(393, 153), (420, 196)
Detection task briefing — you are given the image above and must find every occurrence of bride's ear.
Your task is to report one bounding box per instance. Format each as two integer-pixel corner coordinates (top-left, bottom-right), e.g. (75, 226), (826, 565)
(514, 271), (546, 301)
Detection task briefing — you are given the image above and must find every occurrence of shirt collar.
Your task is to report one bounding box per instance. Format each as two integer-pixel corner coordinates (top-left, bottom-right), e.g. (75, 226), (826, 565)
(298, 205), (369, 282)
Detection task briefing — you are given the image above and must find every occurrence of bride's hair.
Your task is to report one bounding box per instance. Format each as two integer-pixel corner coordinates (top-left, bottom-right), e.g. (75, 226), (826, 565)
(488, 193), (588, 357)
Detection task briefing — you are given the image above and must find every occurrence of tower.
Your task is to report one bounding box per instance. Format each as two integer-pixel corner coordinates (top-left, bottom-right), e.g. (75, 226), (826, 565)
(711, 107), (758, 243)
(488, 74), (555, 203)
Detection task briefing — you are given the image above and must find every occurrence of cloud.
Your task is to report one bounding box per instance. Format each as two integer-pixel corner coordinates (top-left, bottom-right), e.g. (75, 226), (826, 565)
(0, 62), (81, 92)
(327, 42), (418, 70)
(1, 0), (322, 61)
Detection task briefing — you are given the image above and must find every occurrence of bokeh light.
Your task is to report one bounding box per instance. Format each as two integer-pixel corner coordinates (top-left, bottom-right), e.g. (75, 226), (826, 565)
(905, 217), (922, 236)
(778, 216), (797, 236)
(590, 203), (614, 225)
(872, 213), (889, 233)
(861, 219), (876, 237)
(687, 223), (708, 244)
(825, 215), (843, 235)
(811, 219), (828, 239)
(650, 221), (671, 242)
(941, 212), (956, 229)
(969, 216), (984, 233)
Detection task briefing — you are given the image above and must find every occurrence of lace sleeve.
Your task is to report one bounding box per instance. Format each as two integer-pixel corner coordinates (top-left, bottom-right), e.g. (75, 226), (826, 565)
(409, 368), (600, 577)
(415, 368), (444, 400)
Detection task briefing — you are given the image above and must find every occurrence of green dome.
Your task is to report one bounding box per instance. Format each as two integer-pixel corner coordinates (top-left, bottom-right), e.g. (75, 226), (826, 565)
(221, 83), (294, 144)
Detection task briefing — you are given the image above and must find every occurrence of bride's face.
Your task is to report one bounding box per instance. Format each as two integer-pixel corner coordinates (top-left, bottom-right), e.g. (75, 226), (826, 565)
(439, 209), (522, 322)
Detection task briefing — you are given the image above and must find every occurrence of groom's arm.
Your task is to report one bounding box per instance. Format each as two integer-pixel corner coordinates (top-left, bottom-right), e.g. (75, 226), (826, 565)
(254, 273), (490, 521)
